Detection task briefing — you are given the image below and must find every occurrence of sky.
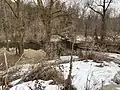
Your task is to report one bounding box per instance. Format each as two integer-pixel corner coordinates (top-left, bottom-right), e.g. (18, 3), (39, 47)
(11, 0), (120, 16)
(63, 0), (120, 16)
(11, 0), (120, 9)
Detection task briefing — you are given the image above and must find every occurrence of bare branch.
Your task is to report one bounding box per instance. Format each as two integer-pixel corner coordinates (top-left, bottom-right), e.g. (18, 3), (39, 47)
(53, 0), (59, 5)
(94, 1), (104, 7)
(105, 0), (112, 11)
(89, 6), (103, 16)
(33, 0), (37, 6)
(37, 0), (44, 9)
(98, 4), (104, 7)
(51, 10), (73, 20)
(55, 0), (59, 3)
(80, 4), (88, 18)
(51, 10), (62, 15)
(4, 50), (8, 88)
(13, 0), (17, 3)
(51, 13), (72, 20)
(4, 0), (18, 19)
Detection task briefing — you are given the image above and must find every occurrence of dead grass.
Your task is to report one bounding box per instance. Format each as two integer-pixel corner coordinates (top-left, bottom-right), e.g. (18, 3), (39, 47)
(0, 48), (63, 87)
(83, 51), (110, 63)
(20, 63), (64, 84)
(0, 53), (19, 71)
(23, 49), (46, 60)
(0, 48), (47, 71)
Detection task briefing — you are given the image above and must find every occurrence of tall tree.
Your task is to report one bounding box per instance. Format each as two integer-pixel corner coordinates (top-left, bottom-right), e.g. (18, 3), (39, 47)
(87, 0), (113, 43)
(5, 0), (26, 55)
(36, 0), (72, 59)
(1, 0), (9, 51)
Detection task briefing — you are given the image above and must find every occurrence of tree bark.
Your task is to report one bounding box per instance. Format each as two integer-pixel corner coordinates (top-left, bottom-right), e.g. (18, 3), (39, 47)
(5, 31), (9, 51)
(100, 0), (106, 42)
(3, 0), (9, 51)
(18, 32), (24, 55)
(100, 15), (106, 43)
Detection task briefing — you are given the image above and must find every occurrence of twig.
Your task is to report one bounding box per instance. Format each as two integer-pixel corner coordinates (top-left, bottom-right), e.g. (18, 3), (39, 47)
(14, 53), (24, 66)
(4, 51), (8, 88)
(4, 0), (18, 19)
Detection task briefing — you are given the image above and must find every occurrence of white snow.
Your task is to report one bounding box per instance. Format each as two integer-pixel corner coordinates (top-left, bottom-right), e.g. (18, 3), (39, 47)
(60, 60), (120, 90)
(10, 80), (62, 90)
(106, 53), (120, 59)
(7, 56), (120, 90)
(10, 79), (21, 86)
(116, 87), (120, 90)
(60, 56), (79, 61)
(76, 35), (93, 42)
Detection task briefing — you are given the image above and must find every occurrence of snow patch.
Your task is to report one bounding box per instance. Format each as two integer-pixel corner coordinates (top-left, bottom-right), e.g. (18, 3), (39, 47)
(7, 55), (120, 90)
(10, 80), (62, 90)
(60, 60), (120, 90)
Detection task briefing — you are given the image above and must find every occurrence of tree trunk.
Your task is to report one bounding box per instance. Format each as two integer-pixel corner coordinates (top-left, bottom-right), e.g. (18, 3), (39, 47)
(44, 22), (52, 60)
(5, 30), (9, 51)
(18, 31), (24, 55)
(94, 25), (98, 43)
(3, 0), (9, 51)
(18, 40), (24, 55)
(64, 28), (76, 90)
(43, 19), (57, 60)
(78, 49), (83, 60)
(100, 15), (106, 43)
(100, 0), (106, 43)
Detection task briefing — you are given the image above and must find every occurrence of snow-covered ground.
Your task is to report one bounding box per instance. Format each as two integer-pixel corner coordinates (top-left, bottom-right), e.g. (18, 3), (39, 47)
(10, 80), (62, 90)
(60, 56), (78, 61)
(61, 60), (120, 90)
(106, 53), (120, 59)
(7, 58), (120, 90)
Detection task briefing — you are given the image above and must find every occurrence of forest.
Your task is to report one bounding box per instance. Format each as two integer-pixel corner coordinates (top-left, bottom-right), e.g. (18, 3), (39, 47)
(1, 0), (120, 90)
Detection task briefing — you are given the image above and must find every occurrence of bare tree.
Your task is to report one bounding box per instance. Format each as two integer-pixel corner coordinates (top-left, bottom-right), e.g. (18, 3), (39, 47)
(87, 0), (113, 43)
(1, 0), (9, 51)
(35, 0), (73, 59)
(5, 0), (26, 55)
